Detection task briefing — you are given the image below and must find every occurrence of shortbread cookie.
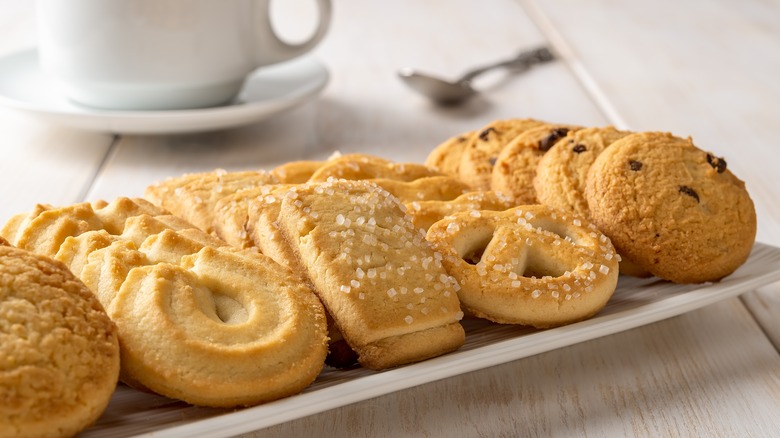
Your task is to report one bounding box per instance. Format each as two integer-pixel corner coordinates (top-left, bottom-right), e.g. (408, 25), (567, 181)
(212, 186), (282, 249)
(585, 132), (756, 283)
(12, 203), (104, 257)
(425, 131), (475, 175)
(145, 169), (277, 234)
(308, 154), (442, 182)
(406, 191), (515, 231)
(491, 123), (580, 204)
(370, 176), (470, 202)
(277, 180), (465, 370)
(0, 245), (119, 438)
(534, 126), (632, 216)
(245, 185), (301, 270)
(271, 160), (325, 184)
(458, 118), (546, 190)
(427, 205), (619, 328)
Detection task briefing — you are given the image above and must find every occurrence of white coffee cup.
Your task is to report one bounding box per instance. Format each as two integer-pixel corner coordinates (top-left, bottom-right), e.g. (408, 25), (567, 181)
(36, 0), (332, 110)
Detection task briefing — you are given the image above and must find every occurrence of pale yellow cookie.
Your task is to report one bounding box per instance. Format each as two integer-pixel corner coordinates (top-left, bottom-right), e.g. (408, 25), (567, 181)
(369, 176), (471, 202)
(271, 160), (325, 184)
(308, 154), (442, 182)
(427, 205), (619, 328)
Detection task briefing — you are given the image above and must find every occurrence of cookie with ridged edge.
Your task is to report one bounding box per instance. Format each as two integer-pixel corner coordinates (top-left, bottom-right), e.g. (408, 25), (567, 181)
(458, 118), (546, 190)
(0, 245), (119, 438)
(490, 123), (580, 204)
(585, 132), (756, 283)
(425, 131), (475, 175)
(406, 191), (515, 231)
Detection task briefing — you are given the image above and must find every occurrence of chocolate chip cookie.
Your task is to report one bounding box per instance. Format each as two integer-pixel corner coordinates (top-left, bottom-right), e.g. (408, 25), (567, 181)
(585, 132), (756, 283)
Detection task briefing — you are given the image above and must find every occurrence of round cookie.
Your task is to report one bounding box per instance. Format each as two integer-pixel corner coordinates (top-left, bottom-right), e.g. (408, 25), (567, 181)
(458, 118), (546, 190)
(534, 126), (632, 216)
(491, 123), (580, 204)
(425, 131), (475, 175)
(0, 246), (120, 438)
(585, 132), (756, 283)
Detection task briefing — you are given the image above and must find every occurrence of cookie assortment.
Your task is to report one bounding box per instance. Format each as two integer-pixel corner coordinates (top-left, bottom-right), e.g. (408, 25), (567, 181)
(0, 118), (757, 436)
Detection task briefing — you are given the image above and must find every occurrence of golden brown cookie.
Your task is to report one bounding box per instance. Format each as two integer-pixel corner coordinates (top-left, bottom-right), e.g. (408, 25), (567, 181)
(427, 205), (619, 328)
(534, 126), (632, 217)
(277, 180), (465, 370)
(425, 131), (475, 175)
(585, 132), (757, 283)
(491, 123), (580, 204)
(370, 176), (470, 202)
(0, 245), (119, 438)
(270, 160), (325, 184)
(406, 191), (515, 231)
(145, 169), (277, 234)
(308, 154), (442, 182)
(458, 118), (546, 190)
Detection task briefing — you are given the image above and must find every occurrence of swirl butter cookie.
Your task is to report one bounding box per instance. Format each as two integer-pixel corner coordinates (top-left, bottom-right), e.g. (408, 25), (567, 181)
(427, 205), (619, 328)
(585, 132), (756, 283)
(277, 180), (465, 370)
(491, 123), (580, 204)
(0, 245), (120, 438)
(458, 118), (546, 190)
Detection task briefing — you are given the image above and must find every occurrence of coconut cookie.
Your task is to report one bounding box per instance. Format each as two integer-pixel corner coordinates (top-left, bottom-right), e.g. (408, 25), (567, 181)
(277, 180), (465, 370)
(491, 123), (580, 204)
(427, 205), (619, 328)
(458, 118), (546, 190)
(425, 131), (475, 175)
(534, 126), (632, 217)
(0, 245), (120, 438)
(585, 132), (756, 283)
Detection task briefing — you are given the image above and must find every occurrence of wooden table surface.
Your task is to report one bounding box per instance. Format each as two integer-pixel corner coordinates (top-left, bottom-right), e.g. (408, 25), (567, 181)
(2, 0), (779, 436)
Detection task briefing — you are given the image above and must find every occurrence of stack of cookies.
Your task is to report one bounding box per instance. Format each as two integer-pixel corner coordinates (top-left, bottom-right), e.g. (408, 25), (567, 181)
(427, 119), (756, 283)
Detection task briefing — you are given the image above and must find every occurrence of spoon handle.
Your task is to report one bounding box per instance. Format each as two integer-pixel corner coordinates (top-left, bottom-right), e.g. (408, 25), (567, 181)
(456, 46), (554, 83)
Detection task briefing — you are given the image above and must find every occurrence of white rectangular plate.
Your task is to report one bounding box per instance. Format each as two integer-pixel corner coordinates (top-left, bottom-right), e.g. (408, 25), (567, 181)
(81, 242), (780, 438)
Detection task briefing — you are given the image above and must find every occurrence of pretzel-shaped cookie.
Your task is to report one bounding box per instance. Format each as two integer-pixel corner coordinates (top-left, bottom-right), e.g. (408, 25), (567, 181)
(427, 205), (619, 328)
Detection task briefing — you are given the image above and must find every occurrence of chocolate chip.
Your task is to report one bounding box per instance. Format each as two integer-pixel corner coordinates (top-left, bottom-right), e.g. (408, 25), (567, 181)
(479, 127), (495, 141)
(538, 128), (570, 152)
(679, 185), (700, 202)
(629, 160), (643, 171)
(457, 136), (467, 143)
(489, 157), (497, 166)
(572, 144), (586, 153)
(706, 153), (727, 173)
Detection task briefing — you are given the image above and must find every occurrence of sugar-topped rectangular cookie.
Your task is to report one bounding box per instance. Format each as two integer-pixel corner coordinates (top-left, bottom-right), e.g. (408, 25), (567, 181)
(277, 179), (465, 369)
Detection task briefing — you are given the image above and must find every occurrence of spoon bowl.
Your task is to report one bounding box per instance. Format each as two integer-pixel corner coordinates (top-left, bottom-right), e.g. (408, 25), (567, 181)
(398, 47), (554, 105)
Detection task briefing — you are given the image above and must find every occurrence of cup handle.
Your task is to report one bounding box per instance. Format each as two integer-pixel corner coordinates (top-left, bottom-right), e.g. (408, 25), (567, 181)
(255, 0), (332, 65)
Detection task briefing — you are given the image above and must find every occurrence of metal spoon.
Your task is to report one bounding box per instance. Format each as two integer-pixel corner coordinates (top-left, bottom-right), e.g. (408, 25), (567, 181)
(398, 46), (554, 105)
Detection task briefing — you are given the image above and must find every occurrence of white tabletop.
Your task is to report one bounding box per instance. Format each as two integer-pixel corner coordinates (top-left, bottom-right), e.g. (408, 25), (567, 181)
(2, 0), (780, 436)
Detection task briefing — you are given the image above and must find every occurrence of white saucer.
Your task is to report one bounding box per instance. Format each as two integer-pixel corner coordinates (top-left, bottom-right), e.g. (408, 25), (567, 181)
(0, 49), (329, 134)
